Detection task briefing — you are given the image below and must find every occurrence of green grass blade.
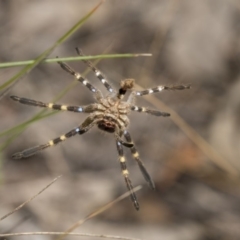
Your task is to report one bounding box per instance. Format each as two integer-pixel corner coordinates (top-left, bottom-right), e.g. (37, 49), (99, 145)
(0, 53), (152, 68)
(0, 0), (104, 98)
(1, 49), (151, 150)
(0, 78), (77, 139)
(0, 60), (95, 150)
(0, 0), (104, 154)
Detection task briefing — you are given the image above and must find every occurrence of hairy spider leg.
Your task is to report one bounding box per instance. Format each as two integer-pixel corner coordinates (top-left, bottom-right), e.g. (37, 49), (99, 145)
(10, 96), (99, 113)
(58, 61), (103, 100)
(76, 48), (115, 94)
(133, 84), (191, 97)
(123, 130), (155, 189)
(114, 124), (133, 148)
(115, 134), (133, 148)
(12, 116), (97, 159)
(116, 140), (140, 210)
(130, 105), (170, 117)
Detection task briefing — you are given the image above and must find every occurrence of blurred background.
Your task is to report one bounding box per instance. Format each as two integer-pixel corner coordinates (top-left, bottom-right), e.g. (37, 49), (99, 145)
(1, 0), (240, 239)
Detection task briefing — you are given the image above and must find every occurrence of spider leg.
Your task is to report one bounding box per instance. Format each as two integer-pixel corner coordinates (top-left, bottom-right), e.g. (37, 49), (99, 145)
(10, 95), (99, 113)
(115, 129), (133, 148)
(76, 48), (115, 94)
(12, 116), (96, 159)
(134, 84), (191, 96)
(131, 105), (170, 117)
(123, 130), (155, 190)
(116, 140), (140, 210)
(114, 124), (133, 148)
(57, 60), (103, 100)
(115, 136), (133, 148)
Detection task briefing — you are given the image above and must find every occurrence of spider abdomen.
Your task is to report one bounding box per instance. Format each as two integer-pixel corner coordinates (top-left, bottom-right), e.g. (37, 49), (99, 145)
(97, 118), (116, 133)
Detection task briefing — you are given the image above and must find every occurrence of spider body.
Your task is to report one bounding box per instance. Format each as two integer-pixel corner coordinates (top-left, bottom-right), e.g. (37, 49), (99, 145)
(11, 48), (190, 210)
(96, 95), (130, 134)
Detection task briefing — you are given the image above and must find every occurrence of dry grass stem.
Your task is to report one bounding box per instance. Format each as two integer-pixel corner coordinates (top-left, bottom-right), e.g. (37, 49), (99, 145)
(56, 186), (142, 240)
(0, 232), (141, 240)
(0, 175), (61, 221)
(137, 84), (238, 176)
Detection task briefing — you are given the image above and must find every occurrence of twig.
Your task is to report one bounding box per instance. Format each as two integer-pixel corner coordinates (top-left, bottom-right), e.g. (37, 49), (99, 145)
(0, 232), (141, 240)
(56, 185), (142, 240)
(0, 175), (61, 221)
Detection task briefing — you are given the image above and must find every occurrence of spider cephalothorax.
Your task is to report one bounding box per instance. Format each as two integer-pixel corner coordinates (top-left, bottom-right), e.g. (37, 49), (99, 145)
(11, 48), (190, 210)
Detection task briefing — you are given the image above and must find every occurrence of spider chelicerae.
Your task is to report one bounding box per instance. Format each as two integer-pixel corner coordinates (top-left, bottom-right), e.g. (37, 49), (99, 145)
(11, 48), (190, 210)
